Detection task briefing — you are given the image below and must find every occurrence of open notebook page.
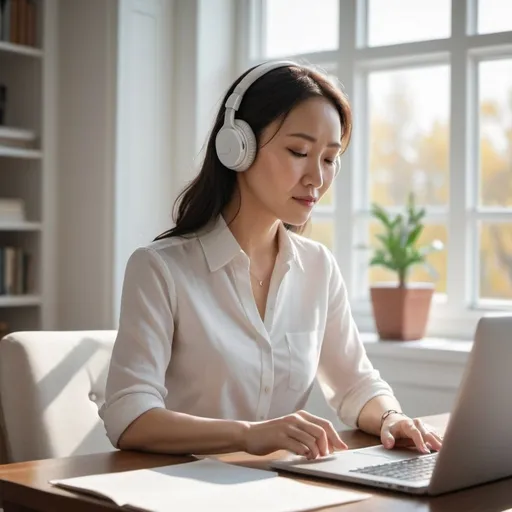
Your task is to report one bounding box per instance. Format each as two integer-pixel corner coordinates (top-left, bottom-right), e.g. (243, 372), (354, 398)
(50, 457), (370, 512)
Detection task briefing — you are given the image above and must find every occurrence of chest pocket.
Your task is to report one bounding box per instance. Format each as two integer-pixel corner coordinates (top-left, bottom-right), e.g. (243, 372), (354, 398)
(285, 331), (322, 391)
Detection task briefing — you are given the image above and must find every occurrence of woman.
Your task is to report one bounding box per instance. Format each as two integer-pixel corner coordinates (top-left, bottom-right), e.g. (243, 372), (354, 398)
(100, 61), (442, 460)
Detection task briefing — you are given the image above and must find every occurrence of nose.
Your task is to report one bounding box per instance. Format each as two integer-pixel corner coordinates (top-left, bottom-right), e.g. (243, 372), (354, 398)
(303, 158), (324, 189)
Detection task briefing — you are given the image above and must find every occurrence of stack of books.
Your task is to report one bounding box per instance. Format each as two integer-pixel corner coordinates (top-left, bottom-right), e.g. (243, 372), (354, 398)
(0, 198), (25, 223)
(0, 0), (38, 47)
(0, 246), (30, 295)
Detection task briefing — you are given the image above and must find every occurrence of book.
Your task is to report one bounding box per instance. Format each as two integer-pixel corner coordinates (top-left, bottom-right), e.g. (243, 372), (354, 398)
(0, 246), (30, 295)
(0, 198), (25, 222)
(50, 457), (370, 512)
(0, 0), (37, 45)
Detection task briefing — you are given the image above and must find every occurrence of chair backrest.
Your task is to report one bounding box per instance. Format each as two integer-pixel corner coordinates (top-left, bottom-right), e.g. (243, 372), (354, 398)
(0, 330), (117, 463)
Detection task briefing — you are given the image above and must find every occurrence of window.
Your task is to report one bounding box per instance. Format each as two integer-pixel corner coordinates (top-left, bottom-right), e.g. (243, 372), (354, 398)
(477, 58), (512, 302)
(262, 0), (339, 57)
(477, 0), (512, 34)
(241, 0), (512, 338)
(367, 0), (451, 47)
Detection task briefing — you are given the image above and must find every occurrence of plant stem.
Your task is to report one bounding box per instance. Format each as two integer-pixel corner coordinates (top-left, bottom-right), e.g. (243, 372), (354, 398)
(398, 269), (407, 288)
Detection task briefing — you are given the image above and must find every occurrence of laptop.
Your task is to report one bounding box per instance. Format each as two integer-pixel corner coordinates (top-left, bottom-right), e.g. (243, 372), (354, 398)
(270, 314), (512, 496)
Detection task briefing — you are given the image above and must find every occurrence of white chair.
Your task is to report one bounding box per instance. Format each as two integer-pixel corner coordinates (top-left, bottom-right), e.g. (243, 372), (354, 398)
(0, 330), (117, 463)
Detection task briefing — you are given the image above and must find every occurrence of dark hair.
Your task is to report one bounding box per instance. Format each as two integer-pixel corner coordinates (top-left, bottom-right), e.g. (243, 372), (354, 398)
(154, 63), (352, 241)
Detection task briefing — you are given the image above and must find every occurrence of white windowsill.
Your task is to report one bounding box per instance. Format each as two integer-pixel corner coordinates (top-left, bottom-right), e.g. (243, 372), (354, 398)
(360, 332), (472, 365)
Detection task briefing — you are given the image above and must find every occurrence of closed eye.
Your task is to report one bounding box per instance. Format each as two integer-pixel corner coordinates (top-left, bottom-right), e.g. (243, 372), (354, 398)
(289, 149), (307, 158)
(289, 149), (337, 166)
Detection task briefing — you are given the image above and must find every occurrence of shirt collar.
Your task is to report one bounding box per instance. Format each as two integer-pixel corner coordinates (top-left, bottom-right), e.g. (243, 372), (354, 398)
(198, 215), (304, 273)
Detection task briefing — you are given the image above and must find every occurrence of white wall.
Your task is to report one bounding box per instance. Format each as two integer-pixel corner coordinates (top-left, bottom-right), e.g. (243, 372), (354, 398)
(55, 0), (239, 328)
(57, 0), (118, 329)
(172, 0), (237, 197)
(196, 0), (237, 151)
(56, 0), (176, 328)
(113, 0), (174, 322)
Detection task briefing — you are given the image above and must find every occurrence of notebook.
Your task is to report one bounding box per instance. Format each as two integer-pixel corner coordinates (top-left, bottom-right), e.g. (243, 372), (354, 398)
(50, 457), (370, 512)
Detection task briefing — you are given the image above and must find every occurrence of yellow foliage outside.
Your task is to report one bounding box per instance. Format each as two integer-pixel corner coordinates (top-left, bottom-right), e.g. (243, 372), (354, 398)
(307, 68), (512, 301)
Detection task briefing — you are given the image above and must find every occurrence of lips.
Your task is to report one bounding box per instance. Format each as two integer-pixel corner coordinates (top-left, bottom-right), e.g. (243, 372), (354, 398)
(293, 196), (317, 208)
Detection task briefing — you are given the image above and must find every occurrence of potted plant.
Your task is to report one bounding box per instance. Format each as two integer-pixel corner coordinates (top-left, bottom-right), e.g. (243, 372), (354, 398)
(366, 193), (444, 341)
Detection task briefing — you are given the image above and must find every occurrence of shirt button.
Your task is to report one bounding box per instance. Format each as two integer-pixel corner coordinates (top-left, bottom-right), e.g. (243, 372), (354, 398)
(89, 392), (97, 402)
(264, 386), (270, 394)
(259, 415), (265, 420)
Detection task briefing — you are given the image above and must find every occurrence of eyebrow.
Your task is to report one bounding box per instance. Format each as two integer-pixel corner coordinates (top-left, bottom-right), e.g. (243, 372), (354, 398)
(286, 132), (342, 149)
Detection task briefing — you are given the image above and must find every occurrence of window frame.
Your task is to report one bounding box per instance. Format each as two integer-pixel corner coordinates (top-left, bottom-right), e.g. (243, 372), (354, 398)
(236, 0), (512, 339)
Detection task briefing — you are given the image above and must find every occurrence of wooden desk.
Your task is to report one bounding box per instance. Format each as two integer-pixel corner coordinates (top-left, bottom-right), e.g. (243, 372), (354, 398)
(0, 414), (511, 512)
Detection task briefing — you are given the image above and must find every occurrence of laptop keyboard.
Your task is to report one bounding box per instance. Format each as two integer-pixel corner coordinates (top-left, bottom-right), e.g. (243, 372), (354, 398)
(349, 452), (438, 482)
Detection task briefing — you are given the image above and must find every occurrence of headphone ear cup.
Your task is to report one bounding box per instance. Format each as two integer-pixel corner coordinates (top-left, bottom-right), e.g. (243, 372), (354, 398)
(233, 120), (257, 172)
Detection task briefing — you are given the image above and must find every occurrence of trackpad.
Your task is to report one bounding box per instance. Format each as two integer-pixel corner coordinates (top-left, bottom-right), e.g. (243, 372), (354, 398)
(275, 445), (420, 472)
(351, 445), (422, 463)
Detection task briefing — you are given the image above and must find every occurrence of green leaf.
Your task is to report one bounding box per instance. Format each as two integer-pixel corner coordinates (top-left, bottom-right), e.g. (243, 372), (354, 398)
(403, 251), (426, 269)
(367, 192), (444, 285)
(375, 233), (390, 247)
(406, 224), (423, 247)
(371, 203), (392, 228)
(369, 255), (398, 272)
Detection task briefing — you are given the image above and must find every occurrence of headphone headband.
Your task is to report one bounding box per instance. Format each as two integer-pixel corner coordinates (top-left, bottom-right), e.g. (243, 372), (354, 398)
(224, 60), (297, 115)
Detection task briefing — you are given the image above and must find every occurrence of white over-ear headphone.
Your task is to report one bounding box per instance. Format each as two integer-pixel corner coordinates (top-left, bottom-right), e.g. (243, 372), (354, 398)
(215, 60), (297, 172)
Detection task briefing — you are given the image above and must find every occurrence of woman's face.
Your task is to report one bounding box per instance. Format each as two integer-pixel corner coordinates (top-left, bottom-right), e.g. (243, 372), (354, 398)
(239, 96), (342, 226)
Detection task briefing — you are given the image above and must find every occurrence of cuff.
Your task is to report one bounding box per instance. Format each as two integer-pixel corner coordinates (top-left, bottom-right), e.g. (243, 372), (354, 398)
(338, 373), (395, 429)
(100, 392), (165, 448)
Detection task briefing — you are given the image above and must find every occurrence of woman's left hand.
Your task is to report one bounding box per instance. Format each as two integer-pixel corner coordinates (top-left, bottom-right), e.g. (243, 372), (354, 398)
(380, 415), (443, 454)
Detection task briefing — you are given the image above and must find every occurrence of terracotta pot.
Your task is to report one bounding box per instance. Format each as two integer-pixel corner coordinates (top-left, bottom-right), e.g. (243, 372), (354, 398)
(370, 283), (434, 341)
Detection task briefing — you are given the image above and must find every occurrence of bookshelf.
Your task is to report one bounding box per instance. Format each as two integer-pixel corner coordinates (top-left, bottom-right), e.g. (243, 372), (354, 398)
(0, 40), (43, 58)
(0, 0), (48, 333)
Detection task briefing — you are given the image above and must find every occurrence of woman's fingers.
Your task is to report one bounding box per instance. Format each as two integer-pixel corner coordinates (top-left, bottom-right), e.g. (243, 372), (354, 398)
(291, 415), (330, 456)
(282, 437), (312, 458)
(380, 425), (396, 449)
(298, 411), (348, 451)
(286, 425), (321, 459)
(398, 420), (430, 454)
(415, 421), (443, 451)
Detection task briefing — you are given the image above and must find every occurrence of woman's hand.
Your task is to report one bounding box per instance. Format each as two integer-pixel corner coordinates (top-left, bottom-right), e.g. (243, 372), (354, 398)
(380, 414), (443, 454)
(241, 410), (348, 459)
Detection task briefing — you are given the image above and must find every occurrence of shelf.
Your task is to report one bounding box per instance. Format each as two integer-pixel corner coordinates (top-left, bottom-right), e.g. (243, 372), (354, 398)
(0, 222), (42, 231)
(0, 295), (41, 307)
(0, 146), (42, 159)
(0, 126), (37, 141)
(0, 41), (43, 58)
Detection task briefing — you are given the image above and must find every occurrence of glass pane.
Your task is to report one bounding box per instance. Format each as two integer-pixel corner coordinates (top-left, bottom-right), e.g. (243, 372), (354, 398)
(479, 223), (512, 301)
(368, 222), (447, 293)
(307, 220), (334, 250)
(368, 0), (451, 47)
(369, 66), (450, 207)
(478, 0), (512, 34)
(479, 59), (512, 208)
(264, 0), (339, 58)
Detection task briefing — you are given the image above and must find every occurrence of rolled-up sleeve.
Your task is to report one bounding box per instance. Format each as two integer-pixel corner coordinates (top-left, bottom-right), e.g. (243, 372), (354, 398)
(317, 250), (394, 428)
(99, 247), (176, 447)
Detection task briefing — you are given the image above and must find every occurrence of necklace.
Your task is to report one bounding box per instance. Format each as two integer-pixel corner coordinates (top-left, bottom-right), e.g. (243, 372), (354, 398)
(249, 269), (264, 287)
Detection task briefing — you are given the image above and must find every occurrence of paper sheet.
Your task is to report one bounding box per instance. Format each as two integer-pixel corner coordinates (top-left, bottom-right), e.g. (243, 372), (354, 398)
(51, 458), (371, 512)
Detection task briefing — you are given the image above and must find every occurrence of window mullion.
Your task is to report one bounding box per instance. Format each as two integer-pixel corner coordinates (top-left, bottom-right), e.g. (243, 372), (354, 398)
(447, 0), (472, 313)
(334, 0), (358, 299)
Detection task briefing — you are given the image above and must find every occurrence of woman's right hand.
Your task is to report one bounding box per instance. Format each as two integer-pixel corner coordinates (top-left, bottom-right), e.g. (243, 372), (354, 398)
(241, 410), (348, 459)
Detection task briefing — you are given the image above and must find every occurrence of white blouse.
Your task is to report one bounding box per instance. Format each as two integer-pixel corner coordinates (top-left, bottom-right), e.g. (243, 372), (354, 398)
(100, 215), (394, 447)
